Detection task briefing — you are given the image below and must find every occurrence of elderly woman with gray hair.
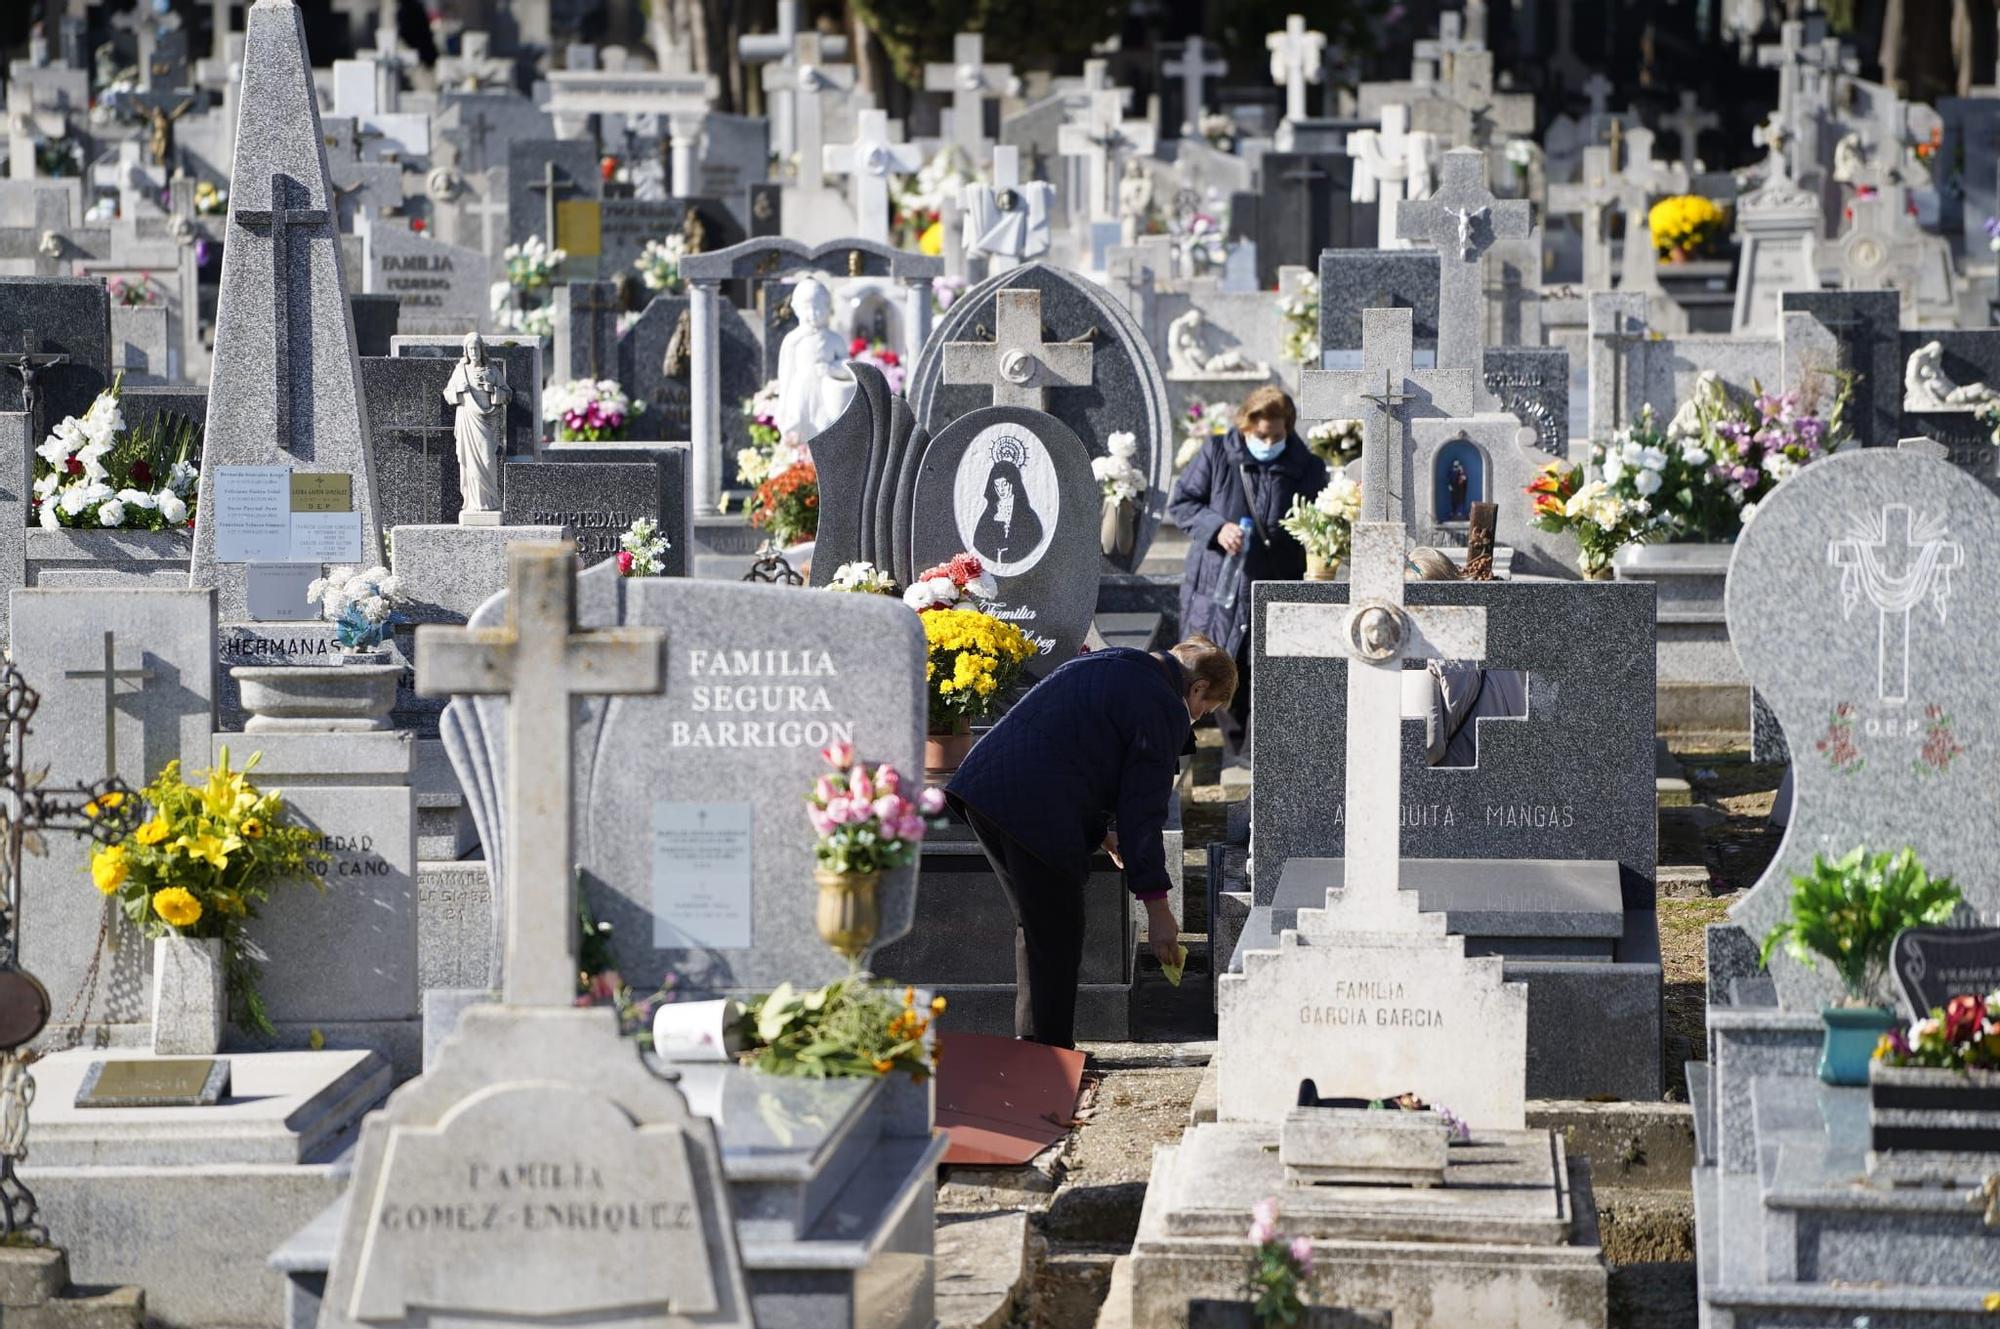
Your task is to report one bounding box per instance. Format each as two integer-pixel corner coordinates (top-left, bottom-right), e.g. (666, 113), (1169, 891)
(1405, 547), (1528, 767)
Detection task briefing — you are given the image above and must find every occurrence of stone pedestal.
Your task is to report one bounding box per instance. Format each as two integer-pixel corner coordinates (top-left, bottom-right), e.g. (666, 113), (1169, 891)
(0, 1247), (144, 1329)
(1614, 542), (1751, 738)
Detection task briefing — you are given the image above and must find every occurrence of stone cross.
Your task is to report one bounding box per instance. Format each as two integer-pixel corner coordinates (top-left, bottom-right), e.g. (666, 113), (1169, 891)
(1267, 14), (1326, 123)
(762, 31), (853, 190)
(1394, 148), (1529, 374)
(235, 170), (330, 451)
(63, 631), (154, 780)
(1301, 307), (1480, 523)
(1546, 144), (1619, 291)
(942, 287), (1094, 410)
(1057, 91), (1157, 223)
(961, 145), (1054, 264)
(1583, 71), (1614, 131)
(447, 103), (497, 174)
(1756, 20), (1804, 141)
(524, 158), (578, 249)
(739, 1), (848, 156)
(560, 280), (620, 381)
(1414, 11), (1481, 83)
(1828, 504), (1963, 705)
(1162, 35), (1227, 136)
(923, 33), (1012, 161)
(1664, 89), (1718, 176)
(822, 108), (922, 245)
(1275, 309), (1488, 901)
(415, 543), (664, 1007)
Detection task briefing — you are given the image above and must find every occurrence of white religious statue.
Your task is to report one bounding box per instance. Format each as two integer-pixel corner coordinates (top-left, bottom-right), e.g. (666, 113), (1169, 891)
(1831, 132), (1866, 185)
(1166, 307), (1271, 379)
(1117, 157), (1154, 247)
(774, 275), (856, 441)
(1348, 105), (1438, 250)
(443, 332), (511, 523)
(1904, 340), (2000, 412)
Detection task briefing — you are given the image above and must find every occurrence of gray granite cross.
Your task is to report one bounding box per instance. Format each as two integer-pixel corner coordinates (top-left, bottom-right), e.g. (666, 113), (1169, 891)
(762, 32), (854, 191)
(1301, 307), (1479, 522)
(922, 33), (1012, 159)
(1162, 36), (1227, 135)
(1395, 148), (1530, 376)
(942, 288), (1094, 411)
(235, 171), (329, 451)
(524, 158), (578, 250)
(1664, 89), (1718, 175)
(1546, 144), (1619, 291)
(64, 631), (155, 781)
(416, 543), (664, 1007)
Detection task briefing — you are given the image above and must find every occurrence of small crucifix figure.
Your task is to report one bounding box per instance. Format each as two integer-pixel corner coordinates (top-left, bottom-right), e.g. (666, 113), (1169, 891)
(942, 287), (1094, 411)
(0, 335), (69, 445)
(64, 631), (154, 780)
(235, 171), (329, 452)
(415, 543), (664, 1007)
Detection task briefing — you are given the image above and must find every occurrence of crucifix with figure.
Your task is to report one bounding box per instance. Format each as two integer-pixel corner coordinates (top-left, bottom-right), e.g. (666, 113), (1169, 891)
(235, 172), (329, 452)
(1271, 307), (1488, 902)
(1395, 148), (1530, 376)
(416, 543), (664, 1006)
(0, 334), (69, 445)
(942, 288), (1094, 411)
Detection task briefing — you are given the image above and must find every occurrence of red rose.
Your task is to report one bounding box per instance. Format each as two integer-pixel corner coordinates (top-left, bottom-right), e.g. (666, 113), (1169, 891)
(850, 337), (868, 356)
(411, 217), (426, 233)
(616, 550), (635, 575)
(600, 156), (618, 180)
(65, 457), (82, 475)
(131, 460), (153, 487)
(1944, 994), (1987, 1045)
(879, 349), (900, 366)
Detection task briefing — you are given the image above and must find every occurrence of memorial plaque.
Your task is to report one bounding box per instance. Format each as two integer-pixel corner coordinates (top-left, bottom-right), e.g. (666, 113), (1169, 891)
(76, 1057), (232, 1108)
(1893, 925), (2000, 1019)
(651, 801), (753, 950)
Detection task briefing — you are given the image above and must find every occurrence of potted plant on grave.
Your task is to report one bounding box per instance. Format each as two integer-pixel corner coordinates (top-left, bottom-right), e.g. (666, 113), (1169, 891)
(1280, 472), (1361, 582)
(307, 565), (409, 663)
(544, 377), (643, 443)
(92, 750), (328, 1054)
(1093, 430), (1147, 559)
(1760, 846), (1963, 1086)
(1648, 194), (1729, 265)
(1870, 988), (2000, 1151)
(31, 374), (200, 535)
(804, 741), (945, 964)
(901, 554), (1036, 776)
(736, 976), (945, 1083)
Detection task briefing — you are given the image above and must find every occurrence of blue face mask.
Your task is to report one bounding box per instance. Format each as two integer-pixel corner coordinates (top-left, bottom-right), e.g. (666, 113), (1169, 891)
(1246, 436), (1285, 463)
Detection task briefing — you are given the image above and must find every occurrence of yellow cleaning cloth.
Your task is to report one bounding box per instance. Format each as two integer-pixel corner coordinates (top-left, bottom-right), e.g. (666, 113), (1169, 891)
(1162, 943), (1189, 987)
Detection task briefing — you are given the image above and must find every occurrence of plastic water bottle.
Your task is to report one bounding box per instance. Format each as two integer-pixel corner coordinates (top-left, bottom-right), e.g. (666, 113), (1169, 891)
(1213, 518), (1257, 611)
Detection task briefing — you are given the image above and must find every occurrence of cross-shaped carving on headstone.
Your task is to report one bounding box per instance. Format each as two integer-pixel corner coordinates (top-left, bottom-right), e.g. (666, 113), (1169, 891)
(1589, 294), (1649, 434)
(822, 108), (923, 245)
(1057, 91), (1158, 222)
(942, 287), (1094, 410)
(63, 632), (154, 781)
(378, 423), (460, 524)
(1828, 504), (1963, 705)
(415, 543), (664, 1007)
(762, 31), (854, 190)
(1664, 89), (1718, 176)
(923, 33), (1012, 160)
(1266, 14), (1326, 123)
(235, 170), (330, 452)
(1270, 309), (1489, 903)
(524, 158), (578, 252)
(1547, 144), (1620, 292)
(1395, 147), (1530, 375)
(446, 104), (496, 174)
(562, 281), (620, 381)
(0, 333), (69, 444)
(1162, 35), (1228, 136)
(1301, 306), (1480, 522)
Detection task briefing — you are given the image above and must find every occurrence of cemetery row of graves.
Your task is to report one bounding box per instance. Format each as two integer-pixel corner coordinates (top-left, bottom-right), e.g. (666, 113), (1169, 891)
(0, 0), (1993, 1327)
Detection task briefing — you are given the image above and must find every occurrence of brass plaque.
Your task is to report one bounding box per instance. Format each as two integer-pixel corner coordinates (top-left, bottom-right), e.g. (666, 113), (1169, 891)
(555, 199), (603, 258)
(290, 472), (353, 513)
(76, 1057), (231, 1108)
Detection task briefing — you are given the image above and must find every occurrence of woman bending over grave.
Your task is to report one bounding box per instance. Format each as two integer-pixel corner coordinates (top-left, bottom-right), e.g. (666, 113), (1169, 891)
(1406, 548), (1529, 768)
(1166, 385), (1326, 773)
(945, 636), (1237, 1049)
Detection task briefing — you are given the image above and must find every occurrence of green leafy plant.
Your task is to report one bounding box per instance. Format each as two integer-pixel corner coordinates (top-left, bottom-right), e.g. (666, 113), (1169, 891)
(1759, 847), (1962, 1004)
(735, 977), (940, 1081)
(1245, 1196), (1315, 1326)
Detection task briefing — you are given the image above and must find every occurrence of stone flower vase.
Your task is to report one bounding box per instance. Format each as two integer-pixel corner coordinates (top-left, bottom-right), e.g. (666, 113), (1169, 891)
(1099, 496), (1137, 559)
(233, 664), (400, 732)
(1819, 1005), (1900, 1086)
(814, 868), (881, 963)
(152, 933), (225, 1056)
(1305, 550), (1341, 581)
(925, 725), (974, 779)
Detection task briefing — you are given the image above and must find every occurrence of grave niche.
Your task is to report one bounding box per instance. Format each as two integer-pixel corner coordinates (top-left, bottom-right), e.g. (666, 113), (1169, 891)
(1432, 439), (1484, 527)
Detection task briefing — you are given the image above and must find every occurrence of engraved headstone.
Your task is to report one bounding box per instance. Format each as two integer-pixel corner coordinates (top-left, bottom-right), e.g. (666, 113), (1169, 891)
(500, 443), (689, 572)
(1892, 925), (2000, 1019)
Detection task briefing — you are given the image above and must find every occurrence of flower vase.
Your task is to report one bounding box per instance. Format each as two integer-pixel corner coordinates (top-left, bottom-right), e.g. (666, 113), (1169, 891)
(152, 934), (225, 1056)
(233, 664), (401, 732)
(1819, 1005), (1899, 1086)
(925, 727), (974, 779)
(814, 868), (881, 963)
(1305, 551), (1341, 582)
(1581, 562), (1616, 582)
(1099, 497), (1137, 559)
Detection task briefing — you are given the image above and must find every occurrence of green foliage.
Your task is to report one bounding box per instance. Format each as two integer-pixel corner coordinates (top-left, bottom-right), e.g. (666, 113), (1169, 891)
(735, 977), (936, 1080)
(1760, 847), (1962, 1002)
(847, 2), (1125, 85)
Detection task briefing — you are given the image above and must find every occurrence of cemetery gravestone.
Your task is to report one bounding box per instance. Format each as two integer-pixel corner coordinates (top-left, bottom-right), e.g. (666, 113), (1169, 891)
(1319, 249), (1440, 363)
(500, 442), (689, 573)
(392, 335), (542, 459)
(363, 356), (463, 532)
(0, 277), (113, 444)
(363, 222), (491, 335)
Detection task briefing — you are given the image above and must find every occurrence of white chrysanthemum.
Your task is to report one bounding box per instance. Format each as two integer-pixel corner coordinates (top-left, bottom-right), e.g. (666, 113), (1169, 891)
(97, 498), (125, 528)
(1633, 468), (1662, 496)
(116, 487), (156, 509)
(156, 491), (186, 523)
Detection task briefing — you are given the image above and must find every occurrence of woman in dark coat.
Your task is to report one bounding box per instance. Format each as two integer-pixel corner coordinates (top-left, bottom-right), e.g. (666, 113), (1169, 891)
(1167, 385), (1327, 770)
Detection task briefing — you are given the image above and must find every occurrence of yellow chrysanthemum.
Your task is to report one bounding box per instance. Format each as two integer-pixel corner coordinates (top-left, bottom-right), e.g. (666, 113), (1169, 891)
(152, 886), (202, 929)
(91, 845), (127, 894)
(134, 816), (171, 846)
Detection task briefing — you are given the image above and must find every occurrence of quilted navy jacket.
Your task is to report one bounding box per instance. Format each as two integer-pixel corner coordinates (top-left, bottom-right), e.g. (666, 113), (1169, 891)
(946, 648), (1189, 900)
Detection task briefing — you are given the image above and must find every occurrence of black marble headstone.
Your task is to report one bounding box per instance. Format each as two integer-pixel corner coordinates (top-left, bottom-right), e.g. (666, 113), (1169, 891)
(0, 276), (112, 441)
(363, 356), (462, 531)
(500, 443), (689, 572)
(1254, 153), (1373, 290)
(1893, 925), (2000, 1019)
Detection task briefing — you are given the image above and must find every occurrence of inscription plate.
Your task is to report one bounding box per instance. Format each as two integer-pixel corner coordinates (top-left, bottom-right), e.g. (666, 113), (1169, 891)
(76, 1057), (231, 1108)
(1894, 925), (2000, 1018)
(650, 801), (753, 950)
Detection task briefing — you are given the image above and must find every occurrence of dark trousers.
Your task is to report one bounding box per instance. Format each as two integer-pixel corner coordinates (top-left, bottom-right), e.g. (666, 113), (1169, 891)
(960, 804), (1088, 1049)
(1216, 636), (1254, 766)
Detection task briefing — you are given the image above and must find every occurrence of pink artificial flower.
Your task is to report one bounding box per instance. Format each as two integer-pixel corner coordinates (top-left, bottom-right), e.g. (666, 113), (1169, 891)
(894, 814), (926, 842)
(1248, 1217), (1276, 1246)
(1252, 1197), (1279, 1230)
(809, 807), (837, 837)
(849, 765), (875, 803)
(918, 787), (947, 816)
(875, 764), (902, 795)
(615, 550), (635, 575)
(822, 741), (856, 769)
(1288, 1236), (1314, 1273)
(813, 775), (839, 805)
(872, 794), (909, 823)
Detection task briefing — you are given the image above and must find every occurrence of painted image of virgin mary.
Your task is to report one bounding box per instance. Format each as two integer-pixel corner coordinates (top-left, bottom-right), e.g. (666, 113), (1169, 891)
(972, 459), (1045, 566)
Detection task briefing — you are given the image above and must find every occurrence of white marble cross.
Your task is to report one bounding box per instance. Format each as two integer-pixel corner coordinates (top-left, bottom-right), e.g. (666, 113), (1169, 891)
(1612, 127), (1688, 296)
(1395, 148), (1530, 375)
(923, 33), (1011, 161)
(415, 544), (664, 1007)
(763, 31), (854, 190)
(1546, 144), (1619, 291)
(1057, 90), (1157, 222)
(1413, 11), (1481, 83)
(1267, 14), (1326, 123)
(823, 108), (922, 244)
(1664, 89), (1718, 176)
(1162, 36), (1227, 136)
(1349, 104), (1438, 250)
(1273, 308), (1488, 906)
(942, 287), (1094, 410)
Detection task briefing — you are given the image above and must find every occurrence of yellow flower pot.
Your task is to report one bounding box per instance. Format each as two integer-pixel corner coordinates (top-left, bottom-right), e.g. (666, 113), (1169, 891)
(814, 868), (881, 963)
